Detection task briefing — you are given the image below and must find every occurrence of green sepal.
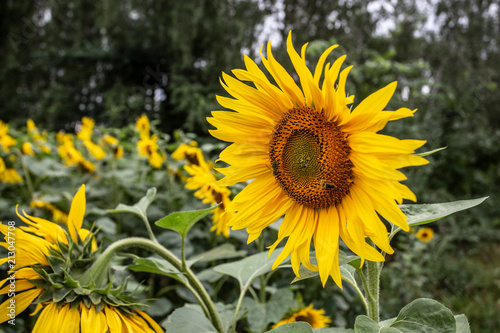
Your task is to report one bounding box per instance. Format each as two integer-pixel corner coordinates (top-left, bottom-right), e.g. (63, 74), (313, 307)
(92, 280), (114, 295)
(34, 288), (54, 304)
(46, 252), (67, 275)
(53, 287), (72, 302)
(74, 286), (91, 296)
(27, 278), (50, 289)
(95, 302), (104, 313)
(61, 269), (81, 289)
(64, 291), (78, 303)
(82, 297), (91, 308)
(89, 292), (103, 305)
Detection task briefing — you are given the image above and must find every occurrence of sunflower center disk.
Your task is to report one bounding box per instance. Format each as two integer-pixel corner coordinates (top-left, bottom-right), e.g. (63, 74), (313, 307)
(269, 106), (354, 209)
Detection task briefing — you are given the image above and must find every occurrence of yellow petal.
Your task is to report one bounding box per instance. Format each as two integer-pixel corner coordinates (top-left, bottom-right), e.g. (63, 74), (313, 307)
(314, 206), (341, 287)
(32, 303), (58, 333)
(68, 184), (86, 243)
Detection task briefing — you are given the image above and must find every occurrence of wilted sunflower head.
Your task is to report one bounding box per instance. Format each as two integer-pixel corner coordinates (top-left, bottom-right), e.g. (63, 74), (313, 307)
(208, 31), (428, 287)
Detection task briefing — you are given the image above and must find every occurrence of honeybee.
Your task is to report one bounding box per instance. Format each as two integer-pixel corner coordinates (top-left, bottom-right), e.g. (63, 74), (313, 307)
(320, 179), (336, 189)
(271, 160), (278, 175)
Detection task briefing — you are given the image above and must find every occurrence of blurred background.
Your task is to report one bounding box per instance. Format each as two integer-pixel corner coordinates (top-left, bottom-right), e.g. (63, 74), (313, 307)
(1, 0), (499, 331)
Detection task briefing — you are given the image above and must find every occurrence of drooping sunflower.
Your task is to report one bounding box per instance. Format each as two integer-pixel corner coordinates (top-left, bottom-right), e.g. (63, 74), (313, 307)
(208, 31), (428, 287)
(0, 185), (162, 332)
(272, 304), (331, 329)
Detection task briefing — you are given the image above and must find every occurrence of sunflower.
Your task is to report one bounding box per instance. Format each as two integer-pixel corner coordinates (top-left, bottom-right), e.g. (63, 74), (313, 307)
(21, 142), (35, 156)
(207, 31), (428, 287)
(0, 120), (16, 152)
(0, 157), (22, 184)
(416, 227), (434, 243)
(272, 304), (331, 329)
(0, 185), (162, 332)
(137, 134), (164, 169)
(136, 114), (151, 138)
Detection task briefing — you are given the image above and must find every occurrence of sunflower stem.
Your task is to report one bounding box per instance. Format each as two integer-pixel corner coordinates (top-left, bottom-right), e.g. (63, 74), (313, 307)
(365, 260), (380, 322)
(87, 237), (224, 333)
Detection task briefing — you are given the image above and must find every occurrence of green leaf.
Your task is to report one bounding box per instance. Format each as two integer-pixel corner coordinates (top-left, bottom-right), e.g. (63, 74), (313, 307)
(354, 316), (399, 333)
(212, 249), (284, 290)
(241, 297), (267, 333)
(187, 243), (247, 267)
(163, 306), (217, 333)
(266, 322), (314, 333)
(108, 187), (157, 222)
(145, 297), (173, 317)
(455, 314), (470, 333)
(128, 257), (185, 283)
(340, 264), (360, 291)
(265, 289), (295, 324)
(415, 147), (446, 157)
(392, 197), (488, 235)
(215, 302), (238, 333)
(155, 204), (218, 238)
(388, 298), (456, 332)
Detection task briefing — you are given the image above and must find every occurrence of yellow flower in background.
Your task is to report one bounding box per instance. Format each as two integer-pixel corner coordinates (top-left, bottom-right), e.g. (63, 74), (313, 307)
(102, 134), (119, 146)
(23, 120), (52, 155)
(76, 117), (95, 142)
(38, 144), (51, 154)
(136, 114), (151, 138)
(137, 134), (164, 168)
(30, 199), (69, 224)
(27, 119), (37, 133)
(114, 145), (124, 159)
(75, 117), (107, 160)
(172, 142), (205, 166)
(21, 142), (35, 155)
(58, 134), (84, 165)
(100, 134), (124, 159)
(83, 140), (106, 160)
(0, 185), (162, 332)
(0, 157), (22, 184)
(0, 120), (17, 152)
(77, 159), (96, 174)
(173, 142), (232, 237)
(57, 133), (96, 173)
(56, 131), (66, 144)
(208, 31), (428, 287)
(272, 305), (331, 329)
(27, 119), (47, 142)
(416, 227), (434, 243)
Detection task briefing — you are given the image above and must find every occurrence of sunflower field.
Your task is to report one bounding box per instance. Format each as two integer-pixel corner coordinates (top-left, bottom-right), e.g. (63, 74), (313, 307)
(1, 1), (499, 332)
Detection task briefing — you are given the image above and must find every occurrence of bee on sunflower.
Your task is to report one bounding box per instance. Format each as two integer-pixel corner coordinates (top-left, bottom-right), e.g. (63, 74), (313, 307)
(208, 31), (428, 288)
